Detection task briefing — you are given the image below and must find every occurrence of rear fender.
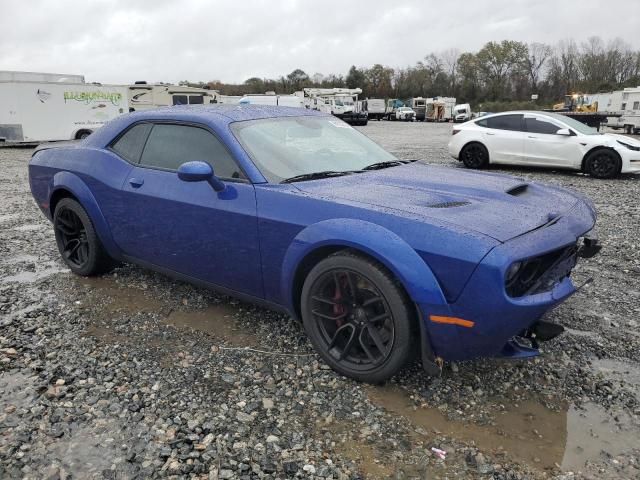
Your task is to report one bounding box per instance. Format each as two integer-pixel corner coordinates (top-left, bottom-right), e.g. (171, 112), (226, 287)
(281, 218), (447, 311)
(50, 171), (122, 259)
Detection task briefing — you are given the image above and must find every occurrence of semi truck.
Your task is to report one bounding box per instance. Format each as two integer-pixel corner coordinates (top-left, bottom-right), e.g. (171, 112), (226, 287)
(0, 71), (128, 143)
(298, 88), (368, 125)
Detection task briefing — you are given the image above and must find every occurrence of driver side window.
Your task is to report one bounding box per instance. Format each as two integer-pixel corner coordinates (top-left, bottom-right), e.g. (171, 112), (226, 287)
(139, 124), (245, 180)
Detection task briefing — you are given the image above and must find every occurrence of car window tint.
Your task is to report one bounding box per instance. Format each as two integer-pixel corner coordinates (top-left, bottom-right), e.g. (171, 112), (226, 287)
(111, 123), (153, 163)
(476, 119), (487, 127)
(525, 117), (561, 135)
(486, 114), (523, 132)
(188, 95), (204, 105)
(140, 124), (244, 179)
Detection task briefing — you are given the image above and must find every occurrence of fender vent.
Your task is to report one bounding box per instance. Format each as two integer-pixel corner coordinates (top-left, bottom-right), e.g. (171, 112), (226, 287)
(426, 201), (471, 208)
(506, 183), (529, 196)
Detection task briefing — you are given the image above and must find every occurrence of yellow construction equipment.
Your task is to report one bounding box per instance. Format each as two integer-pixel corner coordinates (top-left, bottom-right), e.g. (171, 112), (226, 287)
(552, 93), (598, 113)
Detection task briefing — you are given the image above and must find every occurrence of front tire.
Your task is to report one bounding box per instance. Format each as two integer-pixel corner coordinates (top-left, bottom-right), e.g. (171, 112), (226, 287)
(301, 251), (415, 383)
(460, 142), (489, 169)
(53, 198), (116, 276)
(585, 148), (620, 179)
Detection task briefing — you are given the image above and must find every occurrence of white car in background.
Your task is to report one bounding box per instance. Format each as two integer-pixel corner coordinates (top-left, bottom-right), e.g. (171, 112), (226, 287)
(448, 111), (640, 178)
(395, 107), (416, 121)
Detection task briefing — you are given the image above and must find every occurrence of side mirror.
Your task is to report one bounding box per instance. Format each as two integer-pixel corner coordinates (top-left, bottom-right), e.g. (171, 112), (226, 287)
(556, 128), (572, 136)
(177, 161), (225, 192)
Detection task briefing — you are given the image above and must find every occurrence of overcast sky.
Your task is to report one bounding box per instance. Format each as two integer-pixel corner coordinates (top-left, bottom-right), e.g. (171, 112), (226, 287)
(2, 0), (639, 85)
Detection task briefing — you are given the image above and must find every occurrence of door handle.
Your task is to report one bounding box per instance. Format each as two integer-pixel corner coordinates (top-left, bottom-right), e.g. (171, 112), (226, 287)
(128, 178), (144, 188)
(486, 132), (495, 136)
(528, 136), (537, 139)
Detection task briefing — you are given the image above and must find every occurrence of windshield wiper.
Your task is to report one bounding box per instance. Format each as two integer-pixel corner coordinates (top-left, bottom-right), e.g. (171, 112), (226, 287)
(361, 160), (416, 171)
(281, 170), (354, 184)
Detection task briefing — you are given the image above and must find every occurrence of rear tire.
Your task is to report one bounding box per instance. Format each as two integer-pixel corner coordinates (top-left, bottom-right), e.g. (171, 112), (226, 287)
(460, 142), (489, 169)
(585, 148), (620, 179)
(301, 251), (415, 383)
(53, 198), (116, 276)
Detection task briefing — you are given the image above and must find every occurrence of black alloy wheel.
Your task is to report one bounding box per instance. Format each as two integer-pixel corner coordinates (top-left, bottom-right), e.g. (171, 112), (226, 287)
(586, 149), (620, 179)
(55, 207), (90, 269)
(53, 198), (116, 275)
(301, 252), (414, 382)
(461, 143), (489, 169)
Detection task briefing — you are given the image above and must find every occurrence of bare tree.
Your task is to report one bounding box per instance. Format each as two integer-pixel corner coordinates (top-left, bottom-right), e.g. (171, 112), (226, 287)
(441, 49), (460, 95)
(524, 43), (552, 93)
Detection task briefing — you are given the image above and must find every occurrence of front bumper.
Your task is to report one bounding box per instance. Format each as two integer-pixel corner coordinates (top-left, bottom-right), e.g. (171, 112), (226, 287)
(419, 198), (597, 361)
(618, 149), (640, 173)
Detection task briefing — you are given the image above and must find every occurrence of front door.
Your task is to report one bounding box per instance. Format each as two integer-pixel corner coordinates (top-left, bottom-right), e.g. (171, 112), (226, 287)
(481, 114), (526, 164)
(523, 115), (582, 168)
(109, 122), (263, 298)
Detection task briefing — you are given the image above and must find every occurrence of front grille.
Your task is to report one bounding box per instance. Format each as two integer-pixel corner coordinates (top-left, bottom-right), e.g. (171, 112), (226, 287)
(506, 244), (578, 297)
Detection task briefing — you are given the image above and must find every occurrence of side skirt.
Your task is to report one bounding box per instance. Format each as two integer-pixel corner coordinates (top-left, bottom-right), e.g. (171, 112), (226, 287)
(121, 255), (294, 318)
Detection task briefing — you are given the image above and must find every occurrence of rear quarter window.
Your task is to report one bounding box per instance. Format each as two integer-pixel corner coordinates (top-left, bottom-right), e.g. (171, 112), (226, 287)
(110, 123), (153, 163)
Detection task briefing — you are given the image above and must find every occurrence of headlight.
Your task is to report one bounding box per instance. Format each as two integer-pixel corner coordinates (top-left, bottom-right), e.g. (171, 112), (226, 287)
(617, 140), (640, 151)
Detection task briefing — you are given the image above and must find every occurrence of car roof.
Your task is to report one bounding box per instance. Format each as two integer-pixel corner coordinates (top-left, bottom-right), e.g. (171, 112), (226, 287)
(130, 104), (325, 123)
(87, 104), (326, 147)
(477, 110), (564, 120)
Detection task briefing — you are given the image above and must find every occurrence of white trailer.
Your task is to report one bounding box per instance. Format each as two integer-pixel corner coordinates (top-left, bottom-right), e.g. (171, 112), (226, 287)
(607, 87), (640, 134)
(361, 98), (386, 120)
(0, 71), (128, 143)
(218, 95), (243, 105)
(127, 83), (218, 111)
(238, 93), (304, 108)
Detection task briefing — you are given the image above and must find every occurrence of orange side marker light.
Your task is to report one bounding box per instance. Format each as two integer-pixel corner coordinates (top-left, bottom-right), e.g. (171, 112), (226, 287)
(429, 315), (475, 328)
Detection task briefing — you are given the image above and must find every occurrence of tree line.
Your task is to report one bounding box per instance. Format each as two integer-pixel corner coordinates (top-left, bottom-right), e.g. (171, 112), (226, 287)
(182, 37), (640, 109)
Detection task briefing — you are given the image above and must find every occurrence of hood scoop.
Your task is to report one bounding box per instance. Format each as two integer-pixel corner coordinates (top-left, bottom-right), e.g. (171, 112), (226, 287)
(506, 183), (529, 196)
(425, 200), (471, 209)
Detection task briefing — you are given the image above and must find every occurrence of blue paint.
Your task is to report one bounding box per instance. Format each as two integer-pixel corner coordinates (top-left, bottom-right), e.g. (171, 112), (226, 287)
(29, 105), (598, 363)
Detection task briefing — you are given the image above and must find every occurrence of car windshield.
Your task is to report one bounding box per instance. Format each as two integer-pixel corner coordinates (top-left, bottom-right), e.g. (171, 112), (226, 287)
(232, 116), (398, 183)
(542, 112), (600, 135)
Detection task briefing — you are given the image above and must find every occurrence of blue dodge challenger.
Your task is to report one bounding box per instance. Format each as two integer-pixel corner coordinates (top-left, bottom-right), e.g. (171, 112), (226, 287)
(29, 105), (600, 382)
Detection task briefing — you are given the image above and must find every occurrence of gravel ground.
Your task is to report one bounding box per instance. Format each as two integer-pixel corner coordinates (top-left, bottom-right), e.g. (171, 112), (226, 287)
(1, 122), (639, 479)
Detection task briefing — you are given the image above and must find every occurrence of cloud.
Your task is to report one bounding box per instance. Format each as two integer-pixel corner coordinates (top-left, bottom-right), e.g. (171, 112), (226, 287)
(1, 0), (639, 84)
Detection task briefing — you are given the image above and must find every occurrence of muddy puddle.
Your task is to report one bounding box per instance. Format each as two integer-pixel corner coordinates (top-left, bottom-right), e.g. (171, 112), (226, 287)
(165, 305), (256, 347)
(77, 276), (255, 347)
(367, 384), (640, 473)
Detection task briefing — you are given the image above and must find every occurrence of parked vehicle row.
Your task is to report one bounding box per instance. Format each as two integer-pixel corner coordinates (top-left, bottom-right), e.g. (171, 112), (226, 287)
(448, 111), (640, 178)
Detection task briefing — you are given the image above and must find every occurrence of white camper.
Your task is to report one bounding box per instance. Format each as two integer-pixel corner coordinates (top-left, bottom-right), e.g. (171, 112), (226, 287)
(605, 87), (640, 134)
(453, 103), (472, 123)
(238, 93), (304, 108)
(299, 88), (368, 125)
(0, 71), (128, 143)
(127, 83), (218, 111)
(434, 96), (457, 121)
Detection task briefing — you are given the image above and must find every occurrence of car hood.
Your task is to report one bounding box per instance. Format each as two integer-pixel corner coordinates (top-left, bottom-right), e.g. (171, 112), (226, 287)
(293, 163), (583, 242)
(602, 133), (640, 148)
